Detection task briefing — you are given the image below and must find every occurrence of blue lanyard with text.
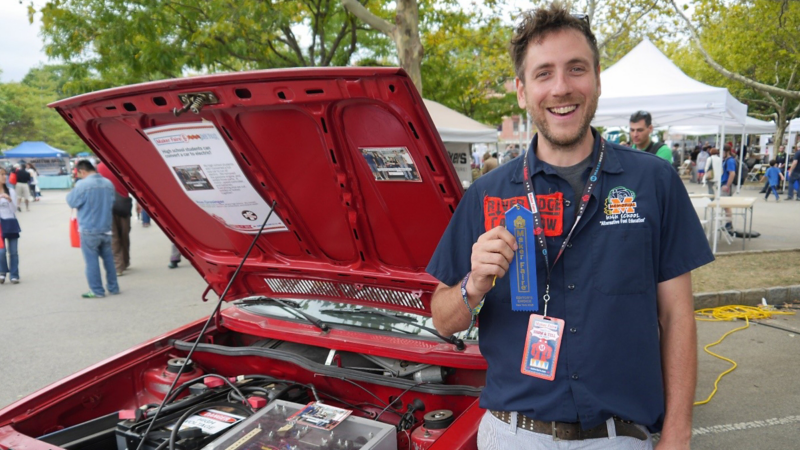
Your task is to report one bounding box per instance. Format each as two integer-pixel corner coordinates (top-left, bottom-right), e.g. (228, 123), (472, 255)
(521, 139), (606, 316)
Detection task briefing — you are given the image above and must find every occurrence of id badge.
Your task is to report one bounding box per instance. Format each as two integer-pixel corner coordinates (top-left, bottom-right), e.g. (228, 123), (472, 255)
(505, 205), (538, 311)
(521, 314), (564, 381)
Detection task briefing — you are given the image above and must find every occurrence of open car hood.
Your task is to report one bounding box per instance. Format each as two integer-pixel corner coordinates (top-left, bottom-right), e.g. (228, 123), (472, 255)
(51, 68), (463, 314)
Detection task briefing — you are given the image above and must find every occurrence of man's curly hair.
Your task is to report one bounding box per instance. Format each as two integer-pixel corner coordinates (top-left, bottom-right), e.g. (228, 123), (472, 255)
(510, 2), (599, 82)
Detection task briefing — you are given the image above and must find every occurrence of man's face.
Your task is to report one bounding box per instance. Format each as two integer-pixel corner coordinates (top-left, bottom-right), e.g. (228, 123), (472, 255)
(629, 120), (653, 148)
(780, 146), (785, 152)
(516, 29), (600, 149)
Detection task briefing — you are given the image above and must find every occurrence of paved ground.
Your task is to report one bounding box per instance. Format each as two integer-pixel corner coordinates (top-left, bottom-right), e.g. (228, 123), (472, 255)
(0, 188), (798, 449)
(0, 190), (215, 405)
(683, 179), (799, 253)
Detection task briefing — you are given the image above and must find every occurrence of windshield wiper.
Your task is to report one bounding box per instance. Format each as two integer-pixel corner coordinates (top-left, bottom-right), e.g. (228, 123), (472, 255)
(235, 297), (330, 332)
(320, 308), (465, 351)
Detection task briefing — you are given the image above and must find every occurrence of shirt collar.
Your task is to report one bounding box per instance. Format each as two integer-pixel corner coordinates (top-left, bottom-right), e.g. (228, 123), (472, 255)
(511, 127), (623, 184)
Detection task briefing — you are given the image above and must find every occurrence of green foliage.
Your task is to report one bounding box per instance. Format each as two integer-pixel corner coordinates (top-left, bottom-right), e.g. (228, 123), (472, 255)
(421, 6), (520, 126)
(554, 0), (676, 68)
(34, 0), (392, 90)
(0, 65), (89, 155)
(666, 0), (800, 135)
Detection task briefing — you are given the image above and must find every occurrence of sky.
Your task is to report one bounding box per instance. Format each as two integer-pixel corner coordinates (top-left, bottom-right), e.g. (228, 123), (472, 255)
(0, 0), (50, 82)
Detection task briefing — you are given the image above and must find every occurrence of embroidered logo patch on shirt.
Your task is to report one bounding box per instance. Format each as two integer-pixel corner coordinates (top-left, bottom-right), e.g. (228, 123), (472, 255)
(600, 186), (646, 226)
(484, 193), (563, 236)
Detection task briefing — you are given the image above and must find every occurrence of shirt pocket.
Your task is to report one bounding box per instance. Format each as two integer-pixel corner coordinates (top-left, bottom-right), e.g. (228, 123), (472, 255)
(591, 227), (651, 295)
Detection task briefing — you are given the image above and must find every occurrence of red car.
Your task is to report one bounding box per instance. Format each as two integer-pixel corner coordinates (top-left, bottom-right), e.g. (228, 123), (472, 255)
(0, 68), (486, 450)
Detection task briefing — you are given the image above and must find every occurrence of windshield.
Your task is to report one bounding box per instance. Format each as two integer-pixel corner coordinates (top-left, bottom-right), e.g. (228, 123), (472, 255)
(235, 298), (478, 341)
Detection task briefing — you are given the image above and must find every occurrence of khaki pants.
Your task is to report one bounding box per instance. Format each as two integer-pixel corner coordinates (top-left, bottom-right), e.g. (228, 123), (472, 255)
(112, 215), (131, 273)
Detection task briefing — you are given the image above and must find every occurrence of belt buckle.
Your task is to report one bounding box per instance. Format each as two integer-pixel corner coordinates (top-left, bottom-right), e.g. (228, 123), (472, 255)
(551, 422), (561, 441)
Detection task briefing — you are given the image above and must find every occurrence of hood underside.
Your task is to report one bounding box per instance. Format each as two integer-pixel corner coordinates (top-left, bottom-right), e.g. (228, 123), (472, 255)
(51, 68), (463, 314)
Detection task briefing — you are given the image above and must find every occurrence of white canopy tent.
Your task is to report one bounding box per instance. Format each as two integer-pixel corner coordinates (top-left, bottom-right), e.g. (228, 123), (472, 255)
(791, 117), (800, 133)
(594, 40), (752, 253)
(593, 40), (748, 128)
(670, 117), (776, 137)
(423, 99), (498, 187)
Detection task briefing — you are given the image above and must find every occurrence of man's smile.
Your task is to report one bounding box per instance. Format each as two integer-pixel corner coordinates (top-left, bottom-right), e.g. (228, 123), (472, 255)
(547, 105), (578, 116)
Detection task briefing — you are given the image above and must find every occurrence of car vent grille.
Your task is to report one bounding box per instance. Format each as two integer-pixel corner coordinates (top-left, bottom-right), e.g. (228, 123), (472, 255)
(264, 277), (425, 310)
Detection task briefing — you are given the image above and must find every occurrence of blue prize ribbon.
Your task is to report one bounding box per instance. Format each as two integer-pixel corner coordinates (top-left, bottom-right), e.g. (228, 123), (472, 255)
(505, 205), (538, 312)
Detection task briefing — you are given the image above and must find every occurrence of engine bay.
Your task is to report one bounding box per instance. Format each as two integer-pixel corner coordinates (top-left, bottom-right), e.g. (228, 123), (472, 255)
(10, 327), (484, 450)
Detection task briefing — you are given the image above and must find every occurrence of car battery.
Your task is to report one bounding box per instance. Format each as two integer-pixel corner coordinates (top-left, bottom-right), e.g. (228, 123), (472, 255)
(116, 403), (246, 450)
(116, 381), (300, 450)
(202, 399), (397, 450)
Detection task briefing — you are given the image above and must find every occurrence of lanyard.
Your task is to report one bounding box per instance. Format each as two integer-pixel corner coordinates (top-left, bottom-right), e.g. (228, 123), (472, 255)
(522, 138), (606, 316)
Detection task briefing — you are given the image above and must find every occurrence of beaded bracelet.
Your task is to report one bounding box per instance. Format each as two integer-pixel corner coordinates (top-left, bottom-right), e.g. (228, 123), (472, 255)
(460, 271), (486, 318)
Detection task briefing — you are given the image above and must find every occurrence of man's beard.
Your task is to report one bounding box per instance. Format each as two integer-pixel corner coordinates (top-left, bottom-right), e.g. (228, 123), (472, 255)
(530, 91), (599, 150)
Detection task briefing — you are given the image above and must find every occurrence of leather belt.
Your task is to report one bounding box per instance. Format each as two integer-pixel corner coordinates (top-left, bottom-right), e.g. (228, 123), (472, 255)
(489, 410), (648, 441)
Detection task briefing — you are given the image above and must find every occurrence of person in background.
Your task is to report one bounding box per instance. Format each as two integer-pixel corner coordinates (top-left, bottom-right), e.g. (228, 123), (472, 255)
(66, 160), (119, 298)
(720, 145), (737, 231)
(140, 206), (151, 227)
(26, 163), (40, 201)
(671, 143), (681, 172)
(690, 145), (701, 183)
(169, 244), (182, 269)
(764, 160), (784, 201)
(481, 152), (499, 175)
(703, 148), (722, 196)
(13, 163), (32, 212)
(696, 145), (709, 183)
(785, 144), (800, 201)
(776, 145), (787, 170)
(629, 110), (673, 163)
(0, 168), (21, 284)
(97, 162), (133, 276)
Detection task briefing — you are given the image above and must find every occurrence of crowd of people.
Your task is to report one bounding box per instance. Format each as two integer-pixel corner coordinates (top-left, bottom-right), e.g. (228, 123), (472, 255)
(0, 158), (178, 294)
(67, 159), (180, 298)
(0, 162), (41, 284)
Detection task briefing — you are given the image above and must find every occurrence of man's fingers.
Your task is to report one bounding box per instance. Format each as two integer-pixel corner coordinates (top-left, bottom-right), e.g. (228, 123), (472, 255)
(478, 226), (519, 250)
(478, 240), (516, 263)
(475, 252), (511, 272)
(492, 226), (519, 250)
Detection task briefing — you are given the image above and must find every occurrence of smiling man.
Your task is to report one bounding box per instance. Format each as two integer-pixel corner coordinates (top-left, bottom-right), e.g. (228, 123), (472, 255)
(427, 3), (714, 449)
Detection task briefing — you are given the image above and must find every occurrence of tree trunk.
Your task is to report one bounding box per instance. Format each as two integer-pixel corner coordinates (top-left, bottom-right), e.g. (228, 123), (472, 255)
(341, 0), (424, 95)
(395, 0), (424, 94)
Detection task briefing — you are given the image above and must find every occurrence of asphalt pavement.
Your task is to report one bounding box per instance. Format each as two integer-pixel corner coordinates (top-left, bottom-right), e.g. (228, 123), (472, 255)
(683, 179), (800, 253)
(0, 190), (215, 406)
(0, 188), (798, 449)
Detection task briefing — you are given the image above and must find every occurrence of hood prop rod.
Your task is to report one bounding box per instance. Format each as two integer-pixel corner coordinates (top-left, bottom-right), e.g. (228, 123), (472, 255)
(134, 200), (278, 450)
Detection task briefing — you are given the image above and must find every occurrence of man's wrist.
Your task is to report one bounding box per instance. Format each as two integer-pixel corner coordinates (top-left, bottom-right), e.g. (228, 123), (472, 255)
(465, 274), (487, 308)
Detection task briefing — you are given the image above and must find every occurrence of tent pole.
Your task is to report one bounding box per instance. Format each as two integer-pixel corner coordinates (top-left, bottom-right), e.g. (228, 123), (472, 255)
(737, 127), (746, 194)
(713, 118), (727, 253)
(784, 149), (790, 191)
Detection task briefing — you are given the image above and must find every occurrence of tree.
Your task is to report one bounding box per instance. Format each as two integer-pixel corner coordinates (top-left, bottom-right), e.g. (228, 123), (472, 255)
(342, 0), (425, 93)
(669, 0), (800, 147)
(33, 0), (390, 91)
(421, 11), (519, 125)
(580, 0), (676, 67)
(0, 66), (90, 154)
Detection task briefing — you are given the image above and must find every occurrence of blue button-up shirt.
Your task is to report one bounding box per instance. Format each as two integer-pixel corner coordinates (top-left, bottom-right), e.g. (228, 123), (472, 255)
(66, 173), (115, 234)
(427, 129), (714, 432)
